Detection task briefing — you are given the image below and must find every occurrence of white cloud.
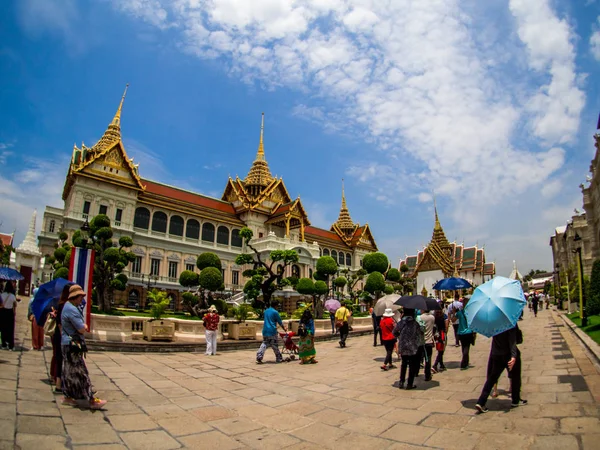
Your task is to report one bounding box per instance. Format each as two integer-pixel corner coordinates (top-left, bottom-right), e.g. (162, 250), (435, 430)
(591, 18), (600, 61)
(109, 0), (587, 270)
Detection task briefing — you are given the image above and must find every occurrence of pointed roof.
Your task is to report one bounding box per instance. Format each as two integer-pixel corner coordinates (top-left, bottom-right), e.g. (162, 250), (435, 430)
(431, 199), (450, 248)
(509, 260), (523, 281)
(93, 84), (128, 152)
(16, 210), (41, 256)
(245, 113), (274, 187)
(334, 179), (355, 230)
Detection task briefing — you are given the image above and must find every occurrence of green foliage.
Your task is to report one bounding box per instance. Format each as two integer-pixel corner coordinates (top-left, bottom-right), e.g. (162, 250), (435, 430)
(54, 247), (67, 262)
(90, 214), (111, 230)
(363, 252), (389, 274)
(199, 267), (223, 292)
(286, 276), (299, 288)
(243, 279), (261, 301)
(316, 256), (338, 276)
(239, 227), (253, 242)
(58, 231), (68, 241)
(147, 289), (170, 320)
(119, 236), (134, 248)
(313, 271), (328, 281)
(103, 247), (121, 263)
(386, 268), (401, 282)
(588, 260), (600, 315)
(181, 292), (199, 308)
(314, 280), (328, 296)
(207, 298), (227, 315)
(197, 252), (222, 270)
(53, 267), (69, 280)
(384, 284), (394, 295)
(400, 264), (409, 273)
(279, 312), (289, 320)
(334, 276), (347, 288)
(270, 249), (299, 264)
(523, 269), (548, 283)
(296, 278), (315, 295)
(95, 227), (113, 241)
(71, 230), (83, 247)
(292, 304), (310, 319)
(278, 278), (292, 288)
(111, 273), (128, 291)
(179, 270), (200, 288)
(233, 304), (252, 322)
(364, 271), (386, 294)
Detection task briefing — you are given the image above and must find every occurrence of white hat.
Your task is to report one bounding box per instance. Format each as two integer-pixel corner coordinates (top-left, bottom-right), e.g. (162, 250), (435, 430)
(382, 308), (395, 317)
(208, 305), (218, 313)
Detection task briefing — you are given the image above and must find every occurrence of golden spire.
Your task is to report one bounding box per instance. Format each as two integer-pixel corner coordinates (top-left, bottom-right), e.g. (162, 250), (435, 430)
(93, 84), (128, 151)
(431, 195), (450, 248)
(334, 178), (355, 230)
(245, 113), (274, 188)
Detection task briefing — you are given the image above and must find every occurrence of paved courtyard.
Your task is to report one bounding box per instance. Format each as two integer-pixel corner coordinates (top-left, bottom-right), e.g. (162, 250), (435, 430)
(2, 308), (600, 449)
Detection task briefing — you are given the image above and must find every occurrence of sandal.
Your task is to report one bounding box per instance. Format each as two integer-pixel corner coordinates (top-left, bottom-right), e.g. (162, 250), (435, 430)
(62, 397), (78, 406)
(89, 398), (107, 410)
(380, 365), (389, 371)
(310, 360), (318, 364)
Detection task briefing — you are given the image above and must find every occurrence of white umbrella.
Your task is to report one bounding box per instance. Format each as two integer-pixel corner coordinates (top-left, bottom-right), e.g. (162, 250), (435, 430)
(374, 294), (401, 316)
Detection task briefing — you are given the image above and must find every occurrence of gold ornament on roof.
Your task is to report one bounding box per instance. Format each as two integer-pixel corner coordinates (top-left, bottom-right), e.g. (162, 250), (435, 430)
(335, 178), (356, 230)
(92, 84), (129, 152)
(245, 113), (274, 188)
(431, 195), (450, 248)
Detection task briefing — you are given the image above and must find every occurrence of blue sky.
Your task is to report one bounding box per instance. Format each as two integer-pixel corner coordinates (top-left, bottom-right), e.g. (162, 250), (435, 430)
(1, 0), (599, 276)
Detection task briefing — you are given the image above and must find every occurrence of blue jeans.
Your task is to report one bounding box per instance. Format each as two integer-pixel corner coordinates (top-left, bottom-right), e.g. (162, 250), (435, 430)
(256, 335), (282, 362)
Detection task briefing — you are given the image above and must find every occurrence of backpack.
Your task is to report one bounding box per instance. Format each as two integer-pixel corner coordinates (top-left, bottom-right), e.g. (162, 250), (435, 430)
(298, 322), (308, 338)
(516, 326), (523, 345)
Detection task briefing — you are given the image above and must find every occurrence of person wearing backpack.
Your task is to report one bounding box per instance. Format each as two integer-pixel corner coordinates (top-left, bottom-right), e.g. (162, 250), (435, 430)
(475, 324), (527, 413)
(0, 281), (18, 351)
(393, 308), (422, 389)
(335, 303), (352, 348)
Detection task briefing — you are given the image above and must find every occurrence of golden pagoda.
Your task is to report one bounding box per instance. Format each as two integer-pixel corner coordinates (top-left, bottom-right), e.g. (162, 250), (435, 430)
(244, 113), (274, 197)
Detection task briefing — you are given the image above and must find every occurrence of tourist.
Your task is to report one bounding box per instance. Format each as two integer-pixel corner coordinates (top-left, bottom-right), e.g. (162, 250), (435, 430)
(420, 309), (435, 381)
(203, 305), (219, 356)
(456, 297), (476, 370)
(335, 302), (352, 348)
(61, 284), (107, 409)
(0, 281), (18, 351)
(50, 283), (72, 393)
(447, 295), (462, 347)
(432, 308), (448, 373)
(371, 307), (382, 346)
(329, 311), (336, 334)
(380, 308), (397, 371)
(475, 325), (527, 413)
(394, 308), (422, 389)
(298, 309), (317, 364)
(256, 300), (287, 364)
(531, 293), (539, 317)
(28, 288), (44, 350)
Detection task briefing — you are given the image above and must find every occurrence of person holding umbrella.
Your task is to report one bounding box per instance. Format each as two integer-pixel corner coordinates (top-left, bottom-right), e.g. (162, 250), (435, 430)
(393, 308), (422, 389)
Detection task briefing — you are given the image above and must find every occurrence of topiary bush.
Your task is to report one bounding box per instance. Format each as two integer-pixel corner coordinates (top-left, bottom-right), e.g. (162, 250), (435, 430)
(199, 267), (223, 292)
(363, 252), (389, 274)
(364, 272), (386, 295)
(197, 252), (222, 271)
(53, 267), (69, 280)
(588, 260), (600, 315)
(386, 268), (401, 282)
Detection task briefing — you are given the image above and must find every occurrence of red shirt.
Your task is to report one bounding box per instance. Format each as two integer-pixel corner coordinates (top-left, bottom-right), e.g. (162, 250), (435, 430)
(203, 312), (220, 331)
(380, 316), (396, 341)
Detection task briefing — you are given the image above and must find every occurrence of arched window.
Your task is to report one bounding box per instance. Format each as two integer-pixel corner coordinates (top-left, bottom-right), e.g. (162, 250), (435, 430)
(346, 253), (352, 267)
(217, 226), (229, 245)
(152, 211), (168, 233)
(277, 265), (284, 276)
(323, 249), (330, 256)
(202, 223), (215, 242)
(291, 265), (300, 278)
(231, 229), (243, 247)
(331, 250), (338, 262)
(309, 268), (313, 278)
(186, 219), (200, 239)
(169, 215), (184, 236)
(133, 207), (150, 229)
(338, 252), (345, 265)
(48, 220), (55, 233)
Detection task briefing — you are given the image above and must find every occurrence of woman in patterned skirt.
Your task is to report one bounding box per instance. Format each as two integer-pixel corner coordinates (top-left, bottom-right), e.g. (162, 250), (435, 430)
(298, 309), (318, 364)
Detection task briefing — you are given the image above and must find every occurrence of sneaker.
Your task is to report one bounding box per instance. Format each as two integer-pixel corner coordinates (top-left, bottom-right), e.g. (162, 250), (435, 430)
(424, 377), (432, 382)
(398, 382), (405, 389)
(475, 404), (489, 413)
(380, 365), (388, 371)
(388, 364), (397, 369)
(89, 398), (107, 410)
(255, 359), (263, 364)
(511, 399), (528, 408)
(405, 385), (417, 390)
(62, 397), (78, 406)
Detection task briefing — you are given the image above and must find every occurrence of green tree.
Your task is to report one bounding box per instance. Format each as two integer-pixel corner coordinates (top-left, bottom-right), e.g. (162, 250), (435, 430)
(386, 268), (401, 282)
(78, 214), (135, 312)
(199, 267), (223, 291)
(147, 289), (170, 320)
(296, 278), (315, 296)
(364, 272), (386, 296)
(197, 253), (222, 271)
(179, 270), (199, 289)
(363, 252), (389, 274)
(235, 227), (299, 309)
(286, 276), (299, 288)
(400, 264), (409, 274)
(339, 267), (368, 303)
(53, 267), (69, 280)
(588, 260), (600, 315)
(384, 284), (394, 295)
(313, 280), (329, 318)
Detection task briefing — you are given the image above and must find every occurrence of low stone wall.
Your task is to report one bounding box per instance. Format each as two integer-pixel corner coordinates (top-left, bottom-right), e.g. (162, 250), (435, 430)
(89, 314), (374, 343)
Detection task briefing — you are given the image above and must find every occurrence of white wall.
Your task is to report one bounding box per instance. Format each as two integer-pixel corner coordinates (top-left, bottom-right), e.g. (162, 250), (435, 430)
(417, 269), (445, 296)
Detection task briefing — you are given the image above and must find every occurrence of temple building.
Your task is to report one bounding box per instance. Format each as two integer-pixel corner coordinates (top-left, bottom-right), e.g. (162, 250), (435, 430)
(38, 88), (378, 309)
(399, 206), (495, 294)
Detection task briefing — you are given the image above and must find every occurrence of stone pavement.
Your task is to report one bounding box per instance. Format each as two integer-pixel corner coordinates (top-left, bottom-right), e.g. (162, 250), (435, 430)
(1, 307), (600, 449)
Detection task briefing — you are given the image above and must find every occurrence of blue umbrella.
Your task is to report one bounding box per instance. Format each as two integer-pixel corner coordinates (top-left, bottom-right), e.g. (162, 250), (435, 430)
(464, 276), (526, 338)
(0, 267), (24, 281)
(433, 277), (472, 291)
(31, 278), (73, 326)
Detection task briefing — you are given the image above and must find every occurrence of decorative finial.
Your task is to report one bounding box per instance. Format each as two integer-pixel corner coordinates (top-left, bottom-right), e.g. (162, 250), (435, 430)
(112, 83), (129, 127)
(433, 191), (439, 225)
(257, 112), (265, 161)
(342, 178), (347, 209)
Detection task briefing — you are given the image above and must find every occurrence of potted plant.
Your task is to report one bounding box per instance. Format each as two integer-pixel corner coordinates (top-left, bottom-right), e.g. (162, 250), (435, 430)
(228, 304), (257, 340)
(143, 289), (175, 341)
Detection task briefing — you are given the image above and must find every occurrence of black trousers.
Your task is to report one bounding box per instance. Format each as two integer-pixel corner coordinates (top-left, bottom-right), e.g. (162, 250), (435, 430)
(400, 354), (419, 386)
(452, 324), (459, 345)
(434, 347), (445, 369)
(373, 320), (383, 346)
(459, 334), (474, 368)
(532, 303), (538, 316)
(339, 323), (349, 345)
(0, 309), (15, 349)
(477, 351), (522, 407)
(424, 344), (434, 379)
(383, 339), (395, 365)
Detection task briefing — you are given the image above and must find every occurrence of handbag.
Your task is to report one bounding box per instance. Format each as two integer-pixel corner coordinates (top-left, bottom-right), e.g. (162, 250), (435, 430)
(68, 333), (88, 356)
(43, 315), (56, 337)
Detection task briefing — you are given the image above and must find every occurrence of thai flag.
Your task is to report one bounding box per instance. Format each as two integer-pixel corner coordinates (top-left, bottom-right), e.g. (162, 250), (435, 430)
(68, 247), (95, 330)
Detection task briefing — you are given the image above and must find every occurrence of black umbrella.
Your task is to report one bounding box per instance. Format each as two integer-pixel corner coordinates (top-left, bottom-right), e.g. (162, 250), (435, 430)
(394, 295), (442, 311)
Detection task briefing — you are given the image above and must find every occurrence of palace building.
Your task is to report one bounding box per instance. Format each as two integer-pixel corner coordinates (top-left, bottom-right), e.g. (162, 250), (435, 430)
(37, 88), (378, 309)
(399, 207), (495, 294)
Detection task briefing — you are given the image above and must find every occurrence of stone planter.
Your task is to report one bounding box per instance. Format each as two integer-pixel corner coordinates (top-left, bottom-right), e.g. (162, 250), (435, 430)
(229, 322), (257, 340)
(143, 319), (175, 342)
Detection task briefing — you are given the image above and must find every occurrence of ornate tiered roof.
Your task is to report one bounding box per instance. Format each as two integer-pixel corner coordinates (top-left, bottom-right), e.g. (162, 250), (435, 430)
(245, 113), (274, 189)
(330, 180), (361, 245)
(16, 210), (41, 256)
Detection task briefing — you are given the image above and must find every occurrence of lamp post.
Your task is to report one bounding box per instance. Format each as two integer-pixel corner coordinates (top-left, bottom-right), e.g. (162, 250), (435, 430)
(573, 233), (588, 326)
(140, 273), (158, 309)
(80, 218), (91, 248)
(555, 263), (561, 310)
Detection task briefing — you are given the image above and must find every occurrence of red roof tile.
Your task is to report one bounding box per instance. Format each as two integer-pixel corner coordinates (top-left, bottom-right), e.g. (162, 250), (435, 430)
(305, 226), (343, 242)
(0, 233), (13, 247)
(142, 179), (237, 214)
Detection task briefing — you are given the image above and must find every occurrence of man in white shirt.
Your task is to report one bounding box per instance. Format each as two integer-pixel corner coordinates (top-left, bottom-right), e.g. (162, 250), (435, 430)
(447, 296), (463, 347)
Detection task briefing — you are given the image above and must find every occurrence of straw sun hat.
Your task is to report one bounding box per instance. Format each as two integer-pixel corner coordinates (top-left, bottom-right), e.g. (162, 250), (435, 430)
(68, 284), (86, 300)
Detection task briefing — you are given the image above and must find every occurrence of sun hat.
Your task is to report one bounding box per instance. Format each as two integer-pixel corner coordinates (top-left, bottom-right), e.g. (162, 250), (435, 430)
(208, 305), (217, 312)
(382, 308), (395, 317)
(68, 284), (86, 300)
